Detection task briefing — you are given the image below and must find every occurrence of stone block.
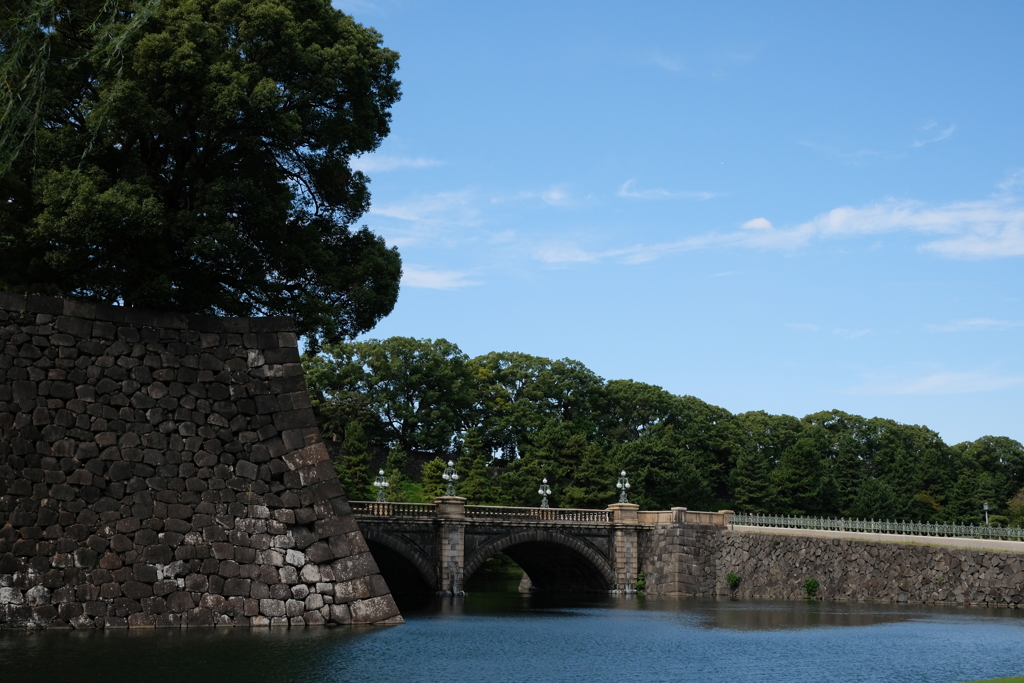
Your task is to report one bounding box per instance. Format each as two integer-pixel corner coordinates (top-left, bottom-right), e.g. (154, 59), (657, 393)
(259, 599), (286, 618)
(328, 603), (351, 624)
(166, 592), (195, 613)
(349, 595), (401, 624)
(333, 579), (371, 602)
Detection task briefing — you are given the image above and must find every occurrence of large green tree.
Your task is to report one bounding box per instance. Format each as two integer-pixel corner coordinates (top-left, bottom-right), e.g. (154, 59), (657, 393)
(313, 337), (476, 458)
(1, 0), (402, 345)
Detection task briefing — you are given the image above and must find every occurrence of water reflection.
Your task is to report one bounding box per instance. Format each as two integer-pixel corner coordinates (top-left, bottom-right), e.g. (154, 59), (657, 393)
(405, 592), (1024, 632)
(2, 595), (1023, 683)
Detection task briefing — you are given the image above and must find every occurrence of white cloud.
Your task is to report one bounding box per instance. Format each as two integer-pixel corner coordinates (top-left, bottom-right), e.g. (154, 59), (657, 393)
(650, 53), (684, 72)
(490, 230), (516, 243)
(742, 217), (773, 230)
(368, 191), (480, 248)
(850, 371), (1024, 396)
(401, 266), (480, 290)
(997, 170), (1024, 193)
(928, 318), (1024, 332)
(371, 191), (474, 222)
(833, 328), (872, 339)
(618, 179), (719, 201)
(911, 123), (956, 148)
(798, 140), (885, 165)
(533, 242), (601, 264)
(795, 195), (1024, 258)
(351, 155), (441, 173)
(530, 227), (809, 266)
(529, 184), (1024, 265)
(541, 188), (571, 205)
(493, 186), (577, 206)
(921, 224), (1024, 258)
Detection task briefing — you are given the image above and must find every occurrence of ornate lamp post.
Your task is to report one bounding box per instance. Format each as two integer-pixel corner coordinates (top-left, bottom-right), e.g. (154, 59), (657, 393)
(616, 470), (630, 504)
(538, 478), (552, 508)
(983, 501), (989, 525)
(373, 469), (389, 502)
(442, 460), (459, 496)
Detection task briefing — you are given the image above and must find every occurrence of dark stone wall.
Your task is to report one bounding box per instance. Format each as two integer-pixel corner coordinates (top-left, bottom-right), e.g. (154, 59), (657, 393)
(0, 292), (400, 628)
(714, 530), (1024, 607)
(640, 522), (1024, 607)
(639, 523), (719, 596)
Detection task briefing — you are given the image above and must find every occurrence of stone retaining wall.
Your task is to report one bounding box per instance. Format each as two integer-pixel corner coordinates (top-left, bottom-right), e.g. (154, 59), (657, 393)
(640, 524), (719, 596)
(0, 292), (399, 629)
(640, 523), (1024, 607)
(713, 530), (1024, 607)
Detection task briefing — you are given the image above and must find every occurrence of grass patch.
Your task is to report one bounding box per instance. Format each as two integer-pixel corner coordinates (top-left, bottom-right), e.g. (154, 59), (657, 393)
(966, 677), (1024, 682)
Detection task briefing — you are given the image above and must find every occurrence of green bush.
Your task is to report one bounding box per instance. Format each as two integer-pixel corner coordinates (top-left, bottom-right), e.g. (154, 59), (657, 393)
(634, 572), (646, 592)
(804, 578), (819, 598)
(726, 572), (741, 590)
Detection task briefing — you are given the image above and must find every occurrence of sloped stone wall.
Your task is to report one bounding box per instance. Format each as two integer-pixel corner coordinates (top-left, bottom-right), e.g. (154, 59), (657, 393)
(0, 292), (400, 628)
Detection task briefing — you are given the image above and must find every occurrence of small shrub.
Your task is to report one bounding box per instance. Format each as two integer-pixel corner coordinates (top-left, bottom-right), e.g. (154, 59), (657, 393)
(634, 572), (646, 592)
(804, 578), (819, 598)
(726, 572), (741, 590)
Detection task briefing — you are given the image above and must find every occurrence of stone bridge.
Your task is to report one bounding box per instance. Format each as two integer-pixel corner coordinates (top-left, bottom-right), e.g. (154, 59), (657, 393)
(354, 499), (1024, 609)
(351, 498), (731, 595)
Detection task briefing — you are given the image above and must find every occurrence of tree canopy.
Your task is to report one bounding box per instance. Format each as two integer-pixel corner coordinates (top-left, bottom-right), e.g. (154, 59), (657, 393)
(306, 336), (1024, 526)
(1, 0), (402, 346)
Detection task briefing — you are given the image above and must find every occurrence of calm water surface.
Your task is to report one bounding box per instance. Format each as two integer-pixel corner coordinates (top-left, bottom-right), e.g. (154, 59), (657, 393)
(2, 595), (1023, 683)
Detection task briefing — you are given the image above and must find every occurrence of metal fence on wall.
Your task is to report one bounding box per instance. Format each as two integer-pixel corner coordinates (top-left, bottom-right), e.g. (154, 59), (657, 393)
(732, 512), (1024, 542)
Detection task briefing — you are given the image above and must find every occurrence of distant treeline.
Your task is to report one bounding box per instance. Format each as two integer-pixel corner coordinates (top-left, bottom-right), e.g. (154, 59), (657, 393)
(303, 337), (1024, 526)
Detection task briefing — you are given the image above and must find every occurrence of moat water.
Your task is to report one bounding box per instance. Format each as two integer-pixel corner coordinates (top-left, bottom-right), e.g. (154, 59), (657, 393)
(2, 593), (1023, 683)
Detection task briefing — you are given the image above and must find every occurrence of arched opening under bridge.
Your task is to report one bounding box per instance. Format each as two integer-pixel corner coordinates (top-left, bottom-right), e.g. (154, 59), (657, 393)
(465, 532), (615, 593)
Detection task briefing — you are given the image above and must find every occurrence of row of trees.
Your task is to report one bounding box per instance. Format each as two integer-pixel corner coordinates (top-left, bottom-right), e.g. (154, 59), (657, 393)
(305, 337), (1024, 526)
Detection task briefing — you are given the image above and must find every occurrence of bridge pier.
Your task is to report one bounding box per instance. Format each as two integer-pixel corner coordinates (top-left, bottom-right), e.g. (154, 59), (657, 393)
(435, 496), (467, 595)
(608, 503), (641, 592)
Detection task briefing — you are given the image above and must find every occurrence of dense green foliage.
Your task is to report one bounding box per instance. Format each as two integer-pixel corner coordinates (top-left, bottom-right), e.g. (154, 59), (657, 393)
(305, 336), (1024, 524)
(1, 0), (402, 346)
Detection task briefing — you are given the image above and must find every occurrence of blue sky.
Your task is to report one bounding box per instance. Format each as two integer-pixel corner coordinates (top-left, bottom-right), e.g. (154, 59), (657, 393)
(334, 0), (1024, 445)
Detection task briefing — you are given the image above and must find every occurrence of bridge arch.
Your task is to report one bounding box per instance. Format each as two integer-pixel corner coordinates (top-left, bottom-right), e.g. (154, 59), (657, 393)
(361, 527), (438, 594)
(464, 529), (616, 593)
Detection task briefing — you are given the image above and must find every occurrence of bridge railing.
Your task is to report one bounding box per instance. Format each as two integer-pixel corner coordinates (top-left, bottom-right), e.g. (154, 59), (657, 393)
(465, 506), (610, 523)
(733, 512), (1024, 542)
(350, 501), (436, 517)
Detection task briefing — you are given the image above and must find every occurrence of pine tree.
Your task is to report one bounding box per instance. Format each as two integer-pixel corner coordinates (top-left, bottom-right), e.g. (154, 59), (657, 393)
(769, 438), (825, 515)
(457, 430), (500, 504)
(731, 446), (771, 513)
(334, 421), (373, 501)
(420, 457), (448, 499)
(942, 470), (982, 524)
(849, 478), (898, 520)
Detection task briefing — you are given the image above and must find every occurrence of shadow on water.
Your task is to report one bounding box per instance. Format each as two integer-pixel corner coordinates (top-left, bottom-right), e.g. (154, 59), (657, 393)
(0, 624), (389, 683)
